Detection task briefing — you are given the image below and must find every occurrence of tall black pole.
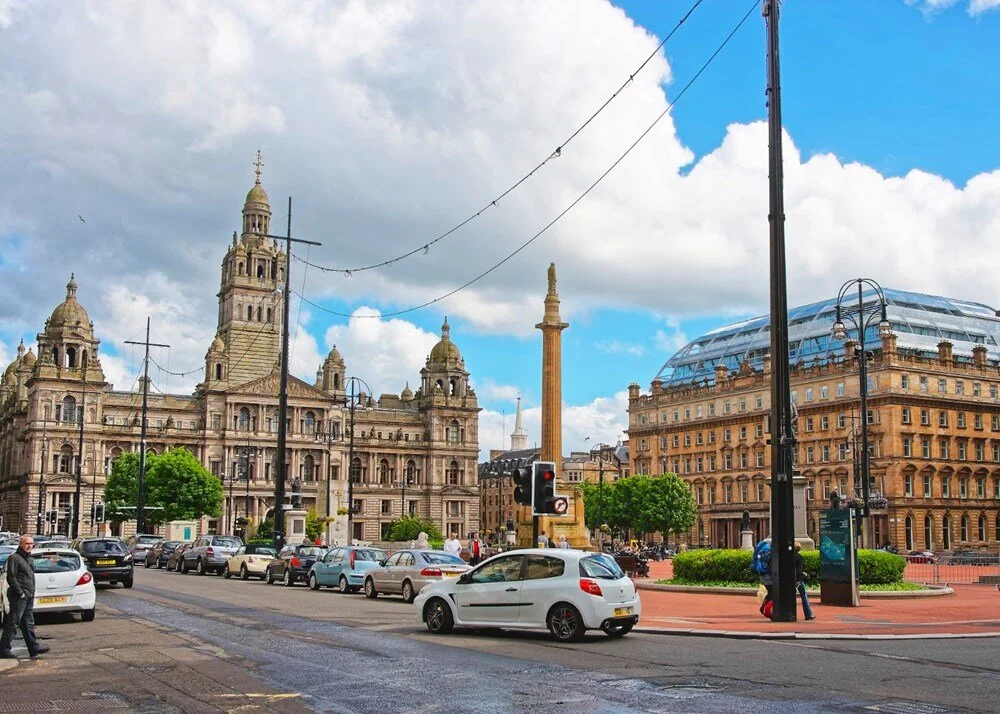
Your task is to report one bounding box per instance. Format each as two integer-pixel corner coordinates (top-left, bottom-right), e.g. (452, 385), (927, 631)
(37, 420), (47, 534)
(346, 383), (357, 545)
(856, 282), (872, 546)
(228, 462), (235, 535)
(764, 0), (796, 622)
(136, 317), (151, 535)
(72, 373), (86, 538)
(274, 197), (292, 552)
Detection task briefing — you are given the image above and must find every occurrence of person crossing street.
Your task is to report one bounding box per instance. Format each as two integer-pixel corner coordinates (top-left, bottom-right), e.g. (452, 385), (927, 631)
(1, 535), (49, 660)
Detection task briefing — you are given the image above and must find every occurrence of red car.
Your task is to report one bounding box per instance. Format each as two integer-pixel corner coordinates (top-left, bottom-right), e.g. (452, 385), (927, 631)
(905, 550), (936, 564)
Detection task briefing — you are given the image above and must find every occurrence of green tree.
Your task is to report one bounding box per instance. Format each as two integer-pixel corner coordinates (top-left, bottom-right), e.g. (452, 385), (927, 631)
(103, 452), (140, 524)
(384, 516), (443, 542)
(305, 509), (324, 542)
(581, 473), (696, 541)
(646, 473), (697, 539)
(254, 516), (275, 541)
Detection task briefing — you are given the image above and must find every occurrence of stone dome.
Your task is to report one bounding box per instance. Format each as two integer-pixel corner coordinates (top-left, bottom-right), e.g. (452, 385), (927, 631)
(245, 181), (270, 209)
(47, 275), (92, 332)
(22, 349), (36, 366)
(210, 335), (225, 353)
(3, 358), (17, 383)
(401, 382), (414, 401)
(325, 345), (344, 364)
(429, 317), (462, 363)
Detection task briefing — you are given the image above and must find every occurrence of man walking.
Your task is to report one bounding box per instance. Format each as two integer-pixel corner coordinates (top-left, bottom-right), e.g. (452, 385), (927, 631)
(443, 532), (462, 557)
(468, 532), (484, 566)
(1, 535), (48, 659)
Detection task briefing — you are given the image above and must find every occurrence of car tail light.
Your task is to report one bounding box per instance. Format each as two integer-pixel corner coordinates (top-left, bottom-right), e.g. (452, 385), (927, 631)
(349, 551), (356, 569)
(420, 567), (442, 577)
(291, 557), (302, 568)
(77, 572), (93, 586)
(579, 578), (603, 596)
(206, 547), (215, 558)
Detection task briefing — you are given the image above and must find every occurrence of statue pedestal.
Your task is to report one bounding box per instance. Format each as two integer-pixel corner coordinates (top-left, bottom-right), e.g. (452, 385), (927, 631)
(740, 529), (754, 551)
(793, 474), (816, 550)
(284, 508), (309, 544)
(326, 479), (350, 546)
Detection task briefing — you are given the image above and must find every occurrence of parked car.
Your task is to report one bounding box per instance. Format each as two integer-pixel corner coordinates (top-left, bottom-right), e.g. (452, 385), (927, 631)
(309, 546), (387, 593)
(224, 544), (277, 580)
(414, 549), (641, 642)
(905, 550), (937, 564)
(0, 545), (15, 568)
(364, 549), (469, 603)
(144, 540), (181, 569)
(39, 539), (73, 550)
(180, 535), (243, 575)
(167, 543), (193, 572)
(73, 537), (134, 588)
(125, 534), (164, 564)
(265, 544), (327, 586)
(1, 547), (96, 623)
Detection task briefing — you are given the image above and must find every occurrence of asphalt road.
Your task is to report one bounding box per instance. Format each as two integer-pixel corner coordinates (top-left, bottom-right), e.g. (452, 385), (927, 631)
(79, 566), (1000, 713)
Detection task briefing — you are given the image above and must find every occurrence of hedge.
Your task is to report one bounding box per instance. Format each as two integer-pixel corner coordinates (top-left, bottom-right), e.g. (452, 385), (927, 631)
(672, 548), (904, 586)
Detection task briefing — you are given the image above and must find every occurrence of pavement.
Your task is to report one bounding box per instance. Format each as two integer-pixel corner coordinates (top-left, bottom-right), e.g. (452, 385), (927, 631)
(635, 558), (1000, 638)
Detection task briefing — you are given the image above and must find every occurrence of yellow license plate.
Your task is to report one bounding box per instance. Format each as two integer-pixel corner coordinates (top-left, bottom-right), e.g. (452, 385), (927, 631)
(443, 572), (462, 578)
(96, 559), (116, 566)
(38, 596), (68, 605)
(614, 607), (633, 617)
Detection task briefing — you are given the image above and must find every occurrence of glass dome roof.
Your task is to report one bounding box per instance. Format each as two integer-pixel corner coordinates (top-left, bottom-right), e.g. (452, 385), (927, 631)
(656, 288), (1000, 386)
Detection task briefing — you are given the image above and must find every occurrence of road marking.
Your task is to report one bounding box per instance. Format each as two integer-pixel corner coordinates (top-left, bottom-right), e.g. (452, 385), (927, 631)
(216, 693), (304, 701)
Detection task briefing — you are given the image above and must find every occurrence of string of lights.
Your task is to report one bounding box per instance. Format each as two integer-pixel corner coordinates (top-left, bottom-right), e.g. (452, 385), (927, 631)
(294, 0), (760, 320)
(292, 0), (706, 277)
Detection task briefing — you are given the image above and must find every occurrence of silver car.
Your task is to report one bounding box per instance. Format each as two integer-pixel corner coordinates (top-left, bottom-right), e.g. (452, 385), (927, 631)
(364, 549), (469, 603)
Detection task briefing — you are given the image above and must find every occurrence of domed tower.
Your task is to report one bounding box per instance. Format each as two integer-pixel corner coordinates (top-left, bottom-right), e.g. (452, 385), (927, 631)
(34, 274), (105, 383)
(319, 345), (346, 401)
(420, 317), (470, 401)
(203, 333), (228, 387)
(212, 151), (285, 388)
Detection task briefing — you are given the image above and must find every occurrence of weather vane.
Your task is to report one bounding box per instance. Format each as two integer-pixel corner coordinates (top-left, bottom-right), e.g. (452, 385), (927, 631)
(253, 149), (264, 183)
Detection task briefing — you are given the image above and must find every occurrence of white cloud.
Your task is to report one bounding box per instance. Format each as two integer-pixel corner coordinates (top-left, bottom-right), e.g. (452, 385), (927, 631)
(595, 341), (645, 358)
(969, 0), (1000, 15)
(477, 378), (523, 404)
(906, 0), (1000, 15)
(323, 307), (440, 398)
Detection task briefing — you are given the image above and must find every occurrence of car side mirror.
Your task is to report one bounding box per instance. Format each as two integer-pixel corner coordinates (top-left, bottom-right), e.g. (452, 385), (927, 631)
(458, 573), (472, 584)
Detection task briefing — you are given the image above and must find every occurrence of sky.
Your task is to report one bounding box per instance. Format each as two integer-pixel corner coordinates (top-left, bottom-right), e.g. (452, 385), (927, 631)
(1, 0), (998, 458)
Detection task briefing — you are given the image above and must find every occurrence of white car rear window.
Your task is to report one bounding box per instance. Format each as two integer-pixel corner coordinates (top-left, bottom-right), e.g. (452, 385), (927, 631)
(32, 553), (82, 572)
(579, 554), (624, 579)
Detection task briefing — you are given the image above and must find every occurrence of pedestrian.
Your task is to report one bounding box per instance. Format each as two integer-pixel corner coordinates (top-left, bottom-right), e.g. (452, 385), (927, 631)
(1, 535), (48, 659)
(751, 538), (773, 618)
(557, 535), (570, 549)
(794, 542), (815, 620)
(536, 530), (549, 548)
(443, 532), (462, 557)
(468, 532), (484, 566)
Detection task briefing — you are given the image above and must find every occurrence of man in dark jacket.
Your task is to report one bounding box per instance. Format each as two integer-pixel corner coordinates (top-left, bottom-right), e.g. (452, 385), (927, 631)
(1, 535), (48, 658)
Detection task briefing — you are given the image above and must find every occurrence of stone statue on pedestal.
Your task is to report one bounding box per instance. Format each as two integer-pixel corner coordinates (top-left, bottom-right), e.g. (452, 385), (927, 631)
(291, 477), (302, 508)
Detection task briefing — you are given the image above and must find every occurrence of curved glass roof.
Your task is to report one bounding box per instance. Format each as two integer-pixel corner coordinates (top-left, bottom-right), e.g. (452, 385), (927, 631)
(656, 288), (1000, 386)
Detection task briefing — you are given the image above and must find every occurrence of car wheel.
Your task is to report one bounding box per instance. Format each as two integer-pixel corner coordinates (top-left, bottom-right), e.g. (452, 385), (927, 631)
(144, 557), (152, 569)
(339, 576), (350, 594)
(181, 560), (190, 574)
(424, 598), (454, 634)
(224, 566), (232, 579)
(81, 608), (96, 622)
(364, 578), (378, 599)
(548, 603), (586, 642)
(240, 565), (250, 581)
(283, 569), (294, 587)
(309, 573), (320, 591)
(600, 620), (634, 638)
(196, 559), (206, 576)
(122, 578), (133, 589)
(402, 580), (415, 604)
(266, 568), (276, 585)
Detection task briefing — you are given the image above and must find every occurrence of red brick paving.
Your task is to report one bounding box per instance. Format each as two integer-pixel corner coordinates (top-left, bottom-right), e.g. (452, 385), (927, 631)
(635, 558), (1000, 636)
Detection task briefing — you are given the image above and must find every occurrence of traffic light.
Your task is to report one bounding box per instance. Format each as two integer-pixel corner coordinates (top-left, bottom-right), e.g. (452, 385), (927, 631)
(95, 503), (105, 523)
(47, 509), (58, 524)
(532, 461), (568, 516)
(512, 464), (533, 507)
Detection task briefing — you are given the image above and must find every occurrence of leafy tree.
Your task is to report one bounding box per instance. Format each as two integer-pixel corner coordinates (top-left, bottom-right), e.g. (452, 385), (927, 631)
(103, 452), (140, 524)
(580, 473), (696, 541)
(305, 509), (324, 542)
(646, 473), (697, 538)
(384, 516), (443, 543)
(255, 516), (275, 541)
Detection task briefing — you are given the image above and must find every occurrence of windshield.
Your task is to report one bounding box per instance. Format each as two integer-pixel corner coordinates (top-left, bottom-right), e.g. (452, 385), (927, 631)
(137, 536), (162, 545)
(296, 547), (326, 558)
(579, 554), (625, 580)
(32, 552), (82, 572)
(421, 552), (466, 565)
(354, 549), (386, 562)
(213, 537), (242, 548)
(82, 540), (128, 555)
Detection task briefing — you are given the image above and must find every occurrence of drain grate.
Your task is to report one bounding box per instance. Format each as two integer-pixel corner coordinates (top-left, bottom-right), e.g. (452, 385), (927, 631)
(0, 695), (129, 712)
(863, 702), (954, 714)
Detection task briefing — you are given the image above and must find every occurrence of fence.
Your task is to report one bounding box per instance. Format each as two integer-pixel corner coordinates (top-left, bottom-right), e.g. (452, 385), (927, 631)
(905, 555), (1000, 585)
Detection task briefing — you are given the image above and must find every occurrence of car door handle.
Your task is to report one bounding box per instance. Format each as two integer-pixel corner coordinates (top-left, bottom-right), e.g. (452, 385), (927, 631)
(505, 587), (517, 592)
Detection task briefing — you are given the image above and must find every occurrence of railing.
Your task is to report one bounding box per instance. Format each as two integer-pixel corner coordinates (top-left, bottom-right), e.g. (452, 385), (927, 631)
(904, 552), (1000, 585)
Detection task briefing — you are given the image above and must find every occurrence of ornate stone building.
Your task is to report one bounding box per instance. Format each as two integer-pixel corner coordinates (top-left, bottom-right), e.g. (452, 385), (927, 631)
(0, 164), (481, 542)
(628, 289), (1000, 552)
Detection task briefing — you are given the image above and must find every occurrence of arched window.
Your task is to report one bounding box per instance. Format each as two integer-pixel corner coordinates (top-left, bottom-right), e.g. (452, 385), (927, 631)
(904, 516), (913, 551)
(446, 460), (460, 486)
(923, 515), (932, 550)
(105, 446), (123, 475)
(82, 350), (88, 368)
(215, 363), (222, 380)
(302, 454), (315, 482)
(51, 347), (59, 366)
(697, 520), (705, 544)
(943, 515), (952, 549)
(247, 305), (253, 321)
(302, 411), (316, 435)
(333, 373), (340, 389)
(447, 420), (460, 443)
(405, 459), (417, 485)
(266, 308), (272, 322)
(256, 306), (262, 321)
(61, 395), (77, 423)
(257, 264), (264, 279)
(237, 407), (250, 431)
(59, 445), (73, 473)
(435, 379), (444, 393)
(978, 514), (986, 541)
(449, 378), (457, 396)
(66, 347), (76, 368)
(378, 458), (391, 484)
(961, 514), (969, 541)
(350, 457), (362, 483)
(238, 262), (244, 276)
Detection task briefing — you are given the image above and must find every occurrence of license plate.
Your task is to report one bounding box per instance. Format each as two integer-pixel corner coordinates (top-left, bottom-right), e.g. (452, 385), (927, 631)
(38, 596), (68, 605)
(443, 572), (462, 578)
(96, 559), (116, 566)
(614, 607), (633, 617)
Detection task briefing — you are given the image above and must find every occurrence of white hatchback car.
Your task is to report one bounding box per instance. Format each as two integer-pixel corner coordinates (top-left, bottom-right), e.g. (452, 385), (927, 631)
(0, 548), (97, 624)
(414, 548), (640, 641)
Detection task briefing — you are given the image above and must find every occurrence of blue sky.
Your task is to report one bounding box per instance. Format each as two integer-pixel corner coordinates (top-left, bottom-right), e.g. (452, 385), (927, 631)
(1, 0), (998, 454)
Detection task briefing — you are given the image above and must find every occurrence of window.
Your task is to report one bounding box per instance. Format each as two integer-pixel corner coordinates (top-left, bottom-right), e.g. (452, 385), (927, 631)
(684, 434), (691, 447)
(820, 385), (828, 400)
(696, 487), (703, 505)
(739, 482), (748, 503)
(805, 388), (813, 402)
(524, 556), (565, 580)
(806, 446), (815, 464)
(739, 453), (748, 469)
(993, 416), (1000, 432)
(979, 515), (986, 542)
(922, 439), (931, 459)
(639, 439), (648, 452)
(958, 442), (967, 460)
(807, 480), (815, 500)
(992, 384), (999, 399)
(837, 382), (845, 398)
(960, 477), (968, 498)
(821, 445), (830, 462)
(975, 414), (984, 430)
(708, 486), (716, 504)
(938, 411), (948, 428)
(755, 395), (763, 409)
(820, 416), (829, 430)
(867, 409), (876, 425)
(672, 435), (679, 448)
(994, 444), (1000, 463)
(940, 439), (950, 459)
(978, 477), (986, 499)
(724, 483), (732, 503)
(738, 399), (746, 413)
(905, 516), (913, 551)
(942, 477), (951, 498)
(839, 443), (849, 461)
(920, 409), (930, 426)
(696, 432), (703, 445)
(805, 417), (814, 433)
(903, 438), (911, 457)
(961, 515), (969, 541)
(823, 480), (831, 499)
(381, 500), (392, 515)
(724, 454), (732, 470)
(447, 420), (461, 443)
(958, 413), (967, 429)
(708, 403), (715, 416)
(471, 555), (524, 584)
(976, 442), (985, 461)
(708, 430), (716, 444)
(902, 408), (911, 425)
(974, 382), (982, 397)
(837, 413), (846, 429)
(674, 410), (679, 422)
(756, 482), (765, 501)
(446, 460), (461, 485)
(739, 426), (747, 440)
(920, 376), (928, 392)
(938, 378), (947, 394)
(924, 474), (932, 498)
(696, 405), (703, 419)
(708, 455), (716, 472)
(724, 401), (731, 414)
(724, 428), (731, 442)
(684, 408), (691, 420)
(791, 391), (798, 404)
(956, 380), (965, 396)
(302, 411), (316, 435)
(901, 374), (910, 389)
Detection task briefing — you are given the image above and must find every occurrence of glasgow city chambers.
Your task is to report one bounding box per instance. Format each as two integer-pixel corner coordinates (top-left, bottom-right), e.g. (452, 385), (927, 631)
(0, 166), (481, 542)
(628, 291), (1000, 553)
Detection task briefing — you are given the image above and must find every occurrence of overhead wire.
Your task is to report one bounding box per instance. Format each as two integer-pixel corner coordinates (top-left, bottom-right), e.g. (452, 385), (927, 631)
(293, 0), (706, 277)
(295, 0), (761, 320)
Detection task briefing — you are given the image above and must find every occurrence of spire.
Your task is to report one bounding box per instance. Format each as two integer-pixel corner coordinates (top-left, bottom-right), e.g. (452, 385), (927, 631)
(510, 396), (528, 450)
(441, 316), (450, 339)
(253, 148), (264, 185)
(66, 273), (78, 300)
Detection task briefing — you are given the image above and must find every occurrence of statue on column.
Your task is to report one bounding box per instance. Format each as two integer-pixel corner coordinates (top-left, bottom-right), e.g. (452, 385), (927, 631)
(740, 508), (751, 532)
(291, 477), (302, 508)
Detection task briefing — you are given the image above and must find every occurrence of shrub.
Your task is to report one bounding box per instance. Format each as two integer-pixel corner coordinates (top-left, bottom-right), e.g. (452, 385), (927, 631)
(857, 549), (906, 584)
(671, 547), (904, 585)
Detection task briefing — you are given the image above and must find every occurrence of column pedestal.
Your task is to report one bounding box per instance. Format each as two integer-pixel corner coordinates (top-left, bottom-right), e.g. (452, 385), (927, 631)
(284, 508), (309, 544)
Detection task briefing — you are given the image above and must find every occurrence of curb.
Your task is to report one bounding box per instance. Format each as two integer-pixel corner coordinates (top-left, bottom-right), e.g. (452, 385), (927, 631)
(0, 659), (19, 673)
(634, 626), (1000, 641)
(636, 582), (954, 598)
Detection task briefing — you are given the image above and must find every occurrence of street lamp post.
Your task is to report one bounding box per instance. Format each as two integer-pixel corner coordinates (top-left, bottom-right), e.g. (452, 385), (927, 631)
(72, 372), (87, 539)
(589, 443), (616, 551)
(313, 423), (337, 544)
(36, 419), (48, 535)
(831, 278), (892, 548)
(344, 376), (372, 547)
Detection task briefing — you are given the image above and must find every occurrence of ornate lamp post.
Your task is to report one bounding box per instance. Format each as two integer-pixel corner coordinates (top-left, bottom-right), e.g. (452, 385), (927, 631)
(344, 376), (372, 546)
(831, 278), (892, 548)
(588, 442), (616, 551)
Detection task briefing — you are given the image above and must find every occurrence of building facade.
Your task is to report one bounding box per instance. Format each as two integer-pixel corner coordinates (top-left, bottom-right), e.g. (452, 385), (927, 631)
(0, 165), (481, 542)
(628, 290), (1000, 552)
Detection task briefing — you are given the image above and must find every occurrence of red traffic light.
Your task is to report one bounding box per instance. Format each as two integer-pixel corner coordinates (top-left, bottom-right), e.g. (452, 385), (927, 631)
(542, 470), (555, 481)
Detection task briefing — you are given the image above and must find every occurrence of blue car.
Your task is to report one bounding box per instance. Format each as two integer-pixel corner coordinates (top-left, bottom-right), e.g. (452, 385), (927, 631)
(309, 545), (388, 593)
